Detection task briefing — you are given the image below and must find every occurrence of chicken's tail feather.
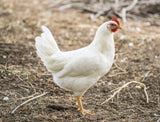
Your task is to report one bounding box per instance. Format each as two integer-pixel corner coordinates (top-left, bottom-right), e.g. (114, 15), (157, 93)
(35, 26), (60, 64)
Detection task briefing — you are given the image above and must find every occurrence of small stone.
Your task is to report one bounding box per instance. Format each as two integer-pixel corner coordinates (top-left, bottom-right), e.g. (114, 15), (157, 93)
(3, 96), (9, 101)
(128, 42), (134, 47)
(154, 13), (159, 18)
(136, 27), (141, 32)
(120, 35), (126, 40)
(3, 55), (7, 59)
(121, 57), (127, 62)
(52, 115), (57, 119)
(153, 113), (160, 117)
(108, 82), (112, 86)
(17, 20), (20, 24)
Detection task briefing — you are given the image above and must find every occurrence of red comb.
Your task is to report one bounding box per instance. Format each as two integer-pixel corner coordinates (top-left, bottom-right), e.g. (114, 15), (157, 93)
(111, 18), (120, 25)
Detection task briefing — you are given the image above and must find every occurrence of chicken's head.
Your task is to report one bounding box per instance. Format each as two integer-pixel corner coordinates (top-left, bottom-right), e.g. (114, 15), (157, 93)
(108, 18), (122, 32)
(94, 18), (122, 37)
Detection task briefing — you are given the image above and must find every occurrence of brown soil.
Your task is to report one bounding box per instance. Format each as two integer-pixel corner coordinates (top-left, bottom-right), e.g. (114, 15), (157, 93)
(0, 0), (160, 121)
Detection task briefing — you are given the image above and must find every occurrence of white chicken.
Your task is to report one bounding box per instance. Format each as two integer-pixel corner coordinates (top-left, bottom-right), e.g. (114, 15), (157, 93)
(35, 18), (122, 115)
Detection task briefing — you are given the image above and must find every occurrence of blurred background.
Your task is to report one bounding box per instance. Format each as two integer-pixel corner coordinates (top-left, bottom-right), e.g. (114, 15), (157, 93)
(0, 0), (160, 121)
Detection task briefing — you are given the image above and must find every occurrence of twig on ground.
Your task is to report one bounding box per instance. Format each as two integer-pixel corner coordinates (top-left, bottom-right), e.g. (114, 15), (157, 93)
(58, 3), (84, 11)
(18, 92), (39, 100)
(0, 91), (6, 95)
(158, 97), (160, 108)
(48, 0), (65, 8)
(135, 106), (146, 113)
(115, 0), (119, 8)
(101, 81), (149, 105)
(16, 74), (24, 82)
(37, 73), (52, 76)
(141, 71), (150, 82)
(90, 8), (111, 21)
(114, 63), (126, 72)
(27, 81), (37, 93)
(108, 72), (127, 77)
(121, 0), (138, 22)
(11, 92), (48, 114)
(83, 7), (97, 14)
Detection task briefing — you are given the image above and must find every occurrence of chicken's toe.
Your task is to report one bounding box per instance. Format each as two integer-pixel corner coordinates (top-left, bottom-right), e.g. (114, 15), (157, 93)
(81, 109), (96, 116)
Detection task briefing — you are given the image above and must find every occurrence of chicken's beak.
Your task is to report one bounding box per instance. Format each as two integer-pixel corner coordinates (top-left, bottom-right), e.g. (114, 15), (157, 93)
(118, 26), (123, 30)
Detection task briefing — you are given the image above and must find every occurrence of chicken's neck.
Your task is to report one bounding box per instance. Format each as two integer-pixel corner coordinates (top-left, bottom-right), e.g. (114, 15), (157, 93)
(90, 31), (115, 56)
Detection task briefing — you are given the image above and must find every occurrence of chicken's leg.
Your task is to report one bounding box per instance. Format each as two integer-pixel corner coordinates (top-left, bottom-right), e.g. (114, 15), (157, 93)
(76, 97), (95, 116)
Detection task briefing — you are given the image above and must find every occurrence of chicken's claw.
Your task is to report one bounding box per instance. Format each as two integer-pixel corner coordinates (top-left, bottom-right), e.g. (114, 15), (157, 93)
(76, 97), (96, 116)
(81, 109), (96, 116)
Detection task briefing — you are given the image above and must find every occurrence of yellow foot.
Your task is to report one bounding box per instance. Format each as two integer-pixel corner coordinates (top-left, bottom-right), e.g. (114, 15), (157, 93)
(81, 109), (96, 116)
(76, 97), (95, 116)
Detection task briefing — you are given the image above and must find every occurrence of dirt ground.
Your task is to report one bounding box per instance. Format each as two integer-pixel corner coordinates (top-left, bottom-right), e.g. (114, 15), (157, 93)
(0, 0), (160, 121)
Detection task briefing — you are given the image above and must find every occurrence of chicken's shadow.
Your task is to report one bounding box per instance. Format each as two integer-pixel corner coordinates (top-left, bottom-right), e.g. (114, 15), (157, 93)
(47, 104), (76, 111)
